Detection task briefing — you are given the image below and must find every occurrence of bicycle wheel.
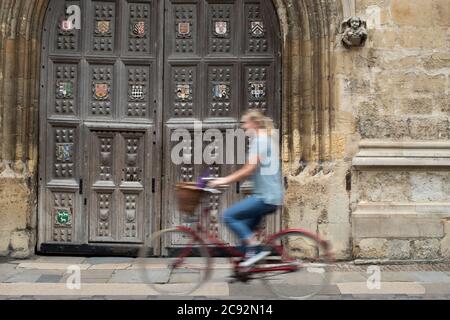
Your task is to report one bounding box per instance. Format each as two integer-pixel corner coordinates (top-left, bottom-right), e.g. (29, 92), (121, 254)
(136, 227), (212, 296)
(259, 230), (333, 300)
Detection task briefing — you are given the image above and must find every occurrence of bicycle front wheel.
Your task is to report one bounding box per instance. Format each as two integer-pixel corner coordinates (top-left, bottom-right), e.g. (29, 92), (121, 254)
(260, 230), (333, 300)
(136, 227), (211, 296)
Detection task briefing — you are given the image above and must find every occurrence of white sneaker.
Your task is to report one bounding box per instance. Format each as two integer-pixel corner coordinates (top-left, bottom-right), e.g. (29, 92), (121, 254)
(239, 250), (270, 268)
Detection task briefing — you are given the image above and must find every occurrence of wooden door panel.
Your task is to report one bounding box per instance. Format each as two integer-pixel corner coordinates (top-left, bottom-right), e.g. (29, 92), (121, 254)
(122, 65), (154, 120)
(163, 0), (281, 247)
(206, 2), (237, 57)
(40, 0), (160, 252)
(87, 0), (117, 55)
(88, 129), (147, 243)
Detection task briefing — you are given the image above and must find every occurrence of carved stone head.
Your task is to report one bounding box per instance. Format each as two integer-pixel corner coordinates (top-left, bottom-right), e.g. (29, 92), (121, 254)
(349, 16), (362, 29)
(341, 16), (368, 49)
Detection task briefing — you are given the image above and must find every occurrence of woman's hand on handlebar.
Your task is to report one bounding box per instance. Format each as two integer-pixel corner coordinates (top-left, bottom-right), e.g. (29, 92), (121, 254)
(207, 177), (228, 188)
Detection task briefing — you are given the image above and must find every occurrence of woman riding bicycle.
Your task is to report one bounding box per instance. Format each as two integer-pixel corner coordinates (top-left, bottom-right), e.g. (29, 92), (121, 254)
(208, 110), (284, 267)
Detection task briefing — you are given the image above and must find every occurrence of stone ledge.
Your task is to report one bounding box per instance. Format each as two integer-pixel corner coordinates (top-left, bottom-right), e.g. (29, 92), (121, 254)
(352, 203), (449, 238)
(354, 259), (450, 265)
(353, 140), (450, 167)
(355, 202), (450, 215)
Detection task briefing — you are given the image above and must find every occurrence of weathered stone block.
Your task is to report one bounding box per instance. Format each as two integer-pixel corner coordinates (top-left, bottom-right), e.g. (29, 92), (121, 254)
(358, 116), (409, 140)
(437, 94), (450, 114)
(387, 239), (411, 259)
(398, 27), (448, 49)
(391, 0), (434, 27)
(0, 231), (11, 256)
(318, 223), (351, 260)
(434, 0), (450, 26)
(424, 52), (450, 69)
(408, 117), (449, 140)
(10, 230), (30, 258)
(400, 97), (433, 115)
(0, 179), (29, 232)
(352, 213), (445, 238)
(411, 172), (449, 202)
(441, 221), (450, 258)
(355, 171), (411, 202)
(412, 239), (440, 260)
(354, 238), (387, 259)
(369, 29), (399, 49)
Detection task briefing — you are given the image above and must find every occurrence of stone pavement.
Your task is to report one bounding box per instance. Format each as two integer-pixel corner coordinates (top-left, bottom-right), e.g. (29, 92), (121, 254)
(1, 256), (450, 300)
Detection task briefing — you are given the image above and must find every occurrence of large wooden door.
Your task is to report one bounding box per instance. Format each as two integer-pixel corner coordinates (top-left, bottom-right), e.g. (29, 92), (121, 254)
(38, 0), (163, 253)
(38, 0), (281, 255)
(161, 0), (281, 252)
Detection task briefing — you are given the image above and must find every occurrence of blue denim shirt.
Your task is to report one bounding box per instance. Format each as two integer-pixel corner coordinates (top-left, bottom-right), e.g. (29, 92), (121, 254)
(248, 134), (283, 206)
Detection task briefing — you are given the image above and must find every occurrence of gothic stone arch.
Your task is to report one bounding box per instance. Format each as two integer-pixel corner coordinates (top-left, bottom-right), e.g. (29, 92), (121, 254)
(0, 0), (349, 257)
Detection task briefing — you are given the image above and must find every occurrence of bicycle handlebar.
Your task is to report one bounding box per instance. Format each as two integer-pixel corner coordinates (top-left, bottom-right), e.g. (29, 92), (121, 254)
(200, 177), (229, 193)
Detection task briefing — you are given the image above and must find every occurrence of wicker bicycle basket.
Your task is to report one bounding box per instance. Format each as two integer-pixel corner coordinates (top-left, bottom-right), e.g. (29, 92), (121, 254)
(175, 182), (205, 214)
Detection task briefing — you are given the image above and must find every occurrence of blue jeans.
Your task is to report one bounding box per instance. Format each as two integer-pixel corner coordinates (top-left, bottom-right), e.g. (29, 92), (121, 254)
(221, 196), (278, 244)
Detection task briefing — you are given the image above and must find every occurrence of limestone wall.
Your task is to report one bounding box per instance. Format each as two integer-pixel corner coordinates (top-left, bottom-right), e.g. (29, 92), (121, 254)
(347, 0), (450, 261)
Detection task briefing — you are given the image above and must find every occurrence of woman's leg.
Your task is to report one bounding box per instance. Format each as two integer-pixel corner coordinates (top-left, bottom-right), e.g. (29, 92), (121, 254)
(221, 196), (277, 244)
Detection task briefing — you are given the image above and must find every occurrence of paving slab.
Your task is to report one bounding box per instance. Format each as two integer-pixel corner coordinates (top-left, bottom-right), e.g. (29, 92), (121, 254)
(110, 269), (170, 284)
(329, 272), (367, 283)
(84, 257), (135, 265)
(4, 271), (42, 283)
(80, 270), (115, 278)
(0, 282), (229, 296)
(88, 263), (131, 270)
(422, 283), (450, 295)
(228, 282), (274, 297)
(378, 271), (417, 282)
(0, 264), (19, 282)
(36, 275), (63, 283)
(337, 282), (426, 295)
(17, 262), (91, 270)
(408, 272), (450, 283)
(35, 256), (88, 264)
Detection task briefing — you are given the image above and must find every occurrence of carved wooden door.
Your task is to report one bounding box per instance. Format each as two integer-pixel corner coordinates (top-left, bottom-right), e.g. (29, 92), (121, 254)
(38, 0), (162, 253)
(162, 0), (281, 253)
(38, 0), (280, 254)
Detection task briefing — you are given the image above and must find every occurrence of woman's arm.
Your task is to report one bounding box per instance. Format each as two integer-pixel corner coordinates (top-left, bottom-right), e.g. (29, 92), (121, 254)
(208, 154), (259, 187)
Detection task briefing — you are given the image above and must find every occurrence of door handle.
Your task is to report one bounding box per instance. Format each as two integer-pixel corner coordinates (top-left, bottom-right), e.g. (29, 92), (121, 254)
(79, 179), (83, 195)
(236, 181), (240, 194)
(152, 178), (156, 193)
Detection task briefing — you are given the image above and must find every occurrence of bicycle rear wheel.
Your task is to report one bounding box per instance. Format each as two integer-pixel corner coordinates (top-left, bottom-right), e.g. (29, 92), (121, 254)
(136, 227), (211, 296)
(259, 230), (333, 300)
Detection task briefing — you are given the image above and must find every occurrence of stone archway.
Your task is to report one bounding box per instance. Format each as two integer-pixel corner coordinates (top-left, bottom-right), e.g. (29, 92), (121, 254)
(0, 0), (351, 258)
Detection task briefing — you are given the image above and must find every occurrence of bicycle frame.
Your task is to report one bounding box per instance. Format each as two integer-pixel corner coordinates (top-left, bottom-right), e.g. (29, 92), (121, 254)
(172, 193), (334, 276)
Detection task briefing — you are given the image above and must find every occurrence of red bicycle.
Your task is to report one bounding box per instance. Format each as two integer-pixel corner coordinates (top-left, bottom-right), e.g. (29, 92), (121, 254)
(137, 180), (334, 300)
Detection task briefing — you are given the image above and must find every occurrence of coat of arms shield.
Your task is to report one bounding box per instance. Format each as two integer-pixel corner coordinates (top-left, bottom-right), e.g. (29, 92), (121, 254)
(176, 84), (192, 101)
(130, 85), (144, 100)
(56, 143), (73, 162)
(212, 84), (230, 99)
(133, 21), (146, 37)
(178, 22), (190, 36)
(250, 21), (265, 37)
(94, 83), (110, 100)
(96, 20), (111, 35)
(60, 20), (74, 32)
(250, 81), (266, 99)
(214, 21), (228, 36)
(56, 82), (73, 99)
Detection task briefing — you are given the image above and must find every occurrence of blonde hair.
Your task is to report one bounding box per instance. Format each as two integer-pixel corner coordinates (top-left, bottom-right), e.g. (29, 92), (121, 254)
(242, 110), (274, 135)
